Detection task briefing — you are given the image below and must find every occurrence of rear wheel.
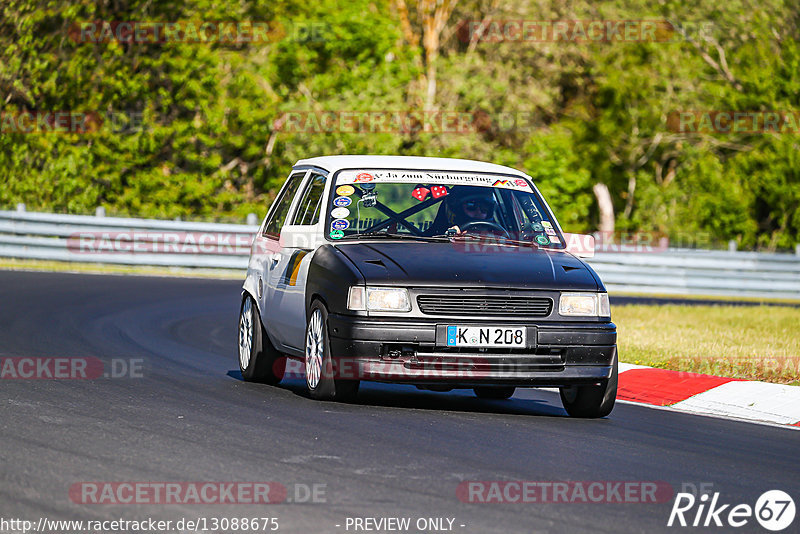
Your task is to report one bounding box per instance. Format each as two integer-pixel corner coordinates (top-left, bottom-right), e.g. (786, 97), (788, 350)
(238, 295), (285, 384)
(559, 354), (617, 418)
(305, 301), (359, 401)
(473, 386), (516, 400)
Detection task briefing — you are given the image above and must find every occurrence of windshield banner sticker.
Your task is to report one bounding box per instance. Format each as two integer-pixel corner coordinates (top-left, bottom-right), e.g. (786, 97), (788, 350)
(337, 170), (532, 191)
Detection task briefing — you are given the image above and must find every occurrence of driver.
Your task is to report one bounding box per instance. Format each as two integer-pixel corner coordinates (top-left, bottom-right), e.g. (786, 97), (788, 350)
(426, 185), (498, 235)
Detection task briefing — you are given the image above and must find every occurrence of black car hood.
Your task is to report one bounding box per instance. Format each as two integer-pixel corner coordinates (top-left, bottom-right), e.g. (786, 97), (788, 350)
(334, 241), (599, 290)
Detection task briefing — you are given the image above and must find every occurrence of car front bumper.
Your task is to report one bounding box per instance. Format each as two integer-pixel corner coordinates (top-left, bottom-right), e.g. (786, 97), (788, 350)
(326, 314), (617, 387)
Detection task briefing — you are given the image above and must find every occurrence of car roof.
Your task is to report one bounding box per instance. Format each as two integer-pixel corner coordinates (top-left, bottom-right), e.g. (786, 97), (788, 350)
(293, 155), (530, 178)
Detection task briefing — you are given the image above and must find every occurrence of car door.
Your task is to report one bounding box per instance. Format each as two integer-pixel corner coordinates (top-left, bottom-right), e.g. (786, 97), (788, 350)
(266, 171), (328, 353)
(255, 170), (308, 349)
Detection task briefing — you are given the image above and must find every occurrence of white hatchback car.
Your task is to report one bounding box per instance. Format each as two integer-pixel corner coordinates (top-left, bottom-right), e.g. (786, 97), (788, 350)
(239, 155), (617, 417)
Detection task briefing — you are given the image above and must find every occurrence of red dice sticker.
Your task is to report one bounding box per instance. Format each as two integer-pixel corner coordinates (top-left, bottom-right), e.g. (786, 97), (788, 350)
(430, 185), (449, 198)
(411, 187), (430, 201)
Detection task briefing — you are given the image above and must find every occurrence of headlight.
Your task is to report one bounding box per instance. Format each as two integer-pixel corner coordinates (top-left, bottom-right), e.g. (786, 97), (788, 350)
(348, 286), (411, 312)
(559, 292), (610, 317)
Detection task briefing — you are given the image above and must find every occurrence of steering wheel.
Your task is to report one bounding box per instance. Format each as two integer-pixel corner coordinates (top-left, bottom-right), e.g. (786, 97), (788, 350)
(461, 220), (510, 239)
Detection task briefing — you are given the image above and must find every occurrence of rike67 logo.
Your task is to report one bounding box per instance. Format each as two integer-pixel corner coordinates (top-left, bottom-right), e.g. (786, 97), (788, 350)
(668, 490), (795, 531)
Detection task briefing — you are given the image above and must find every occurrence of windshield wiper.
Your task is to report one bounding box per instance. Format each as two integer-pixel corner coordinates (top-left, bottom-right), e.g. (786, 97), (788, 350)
(431, 231), (514, 242)
(431, 233), (560, 250)
(341, 231), (449, 242)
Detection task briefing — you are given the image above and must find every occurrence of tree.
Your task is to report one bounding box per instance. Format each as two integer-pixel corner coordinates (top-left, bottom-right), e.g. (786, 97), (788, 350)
(394, 0), (459, 109)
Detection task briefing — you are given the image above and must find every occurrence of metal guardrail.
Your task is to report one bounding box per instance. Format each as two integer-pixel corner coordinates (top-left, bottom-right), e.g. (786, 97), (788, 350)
(1, 209), (799, 299)
(590, 250), (800, 299)
(0, 209), (259, 270)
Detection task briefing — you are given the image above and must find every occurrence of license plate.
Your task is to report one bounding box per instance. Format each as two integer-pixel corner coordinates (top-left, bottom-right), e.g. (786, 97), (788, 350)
(446, 326), (526, 347)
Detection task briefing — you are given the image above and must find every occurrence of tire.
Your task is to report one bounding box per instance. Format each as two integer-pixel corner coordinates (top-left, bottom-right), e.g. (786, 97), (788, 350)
(559, 353), (617, 418)
(305, 300), (359, 401)
(473, 386), (516, 400)
(238, 294), (285, 384)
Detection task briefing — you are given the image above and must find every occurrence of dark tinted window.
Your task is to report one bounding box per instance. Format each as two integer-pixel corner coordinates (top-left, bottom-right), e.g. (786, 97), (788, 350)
(263, 172), (305, 238)
(291, 173), (327, 225)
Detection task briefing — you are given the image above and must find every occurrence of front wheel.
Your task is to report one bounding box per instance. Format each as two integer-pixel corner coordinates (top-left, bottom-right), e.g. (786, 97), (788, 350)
(559, 354), (617, 418)
(238, 294), (285, 384)
(305, 301), (359, 401)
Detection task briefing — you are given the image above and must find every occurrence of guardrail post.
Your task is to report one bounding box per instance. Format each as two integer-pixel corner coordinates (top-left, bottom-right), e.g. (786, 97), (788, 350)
(246, 213), (258, 225)
(95, 207), (106, 217)
(16, 203), (25, 212)
(728, 240), (737, 252)
(796, 244), (800, 256)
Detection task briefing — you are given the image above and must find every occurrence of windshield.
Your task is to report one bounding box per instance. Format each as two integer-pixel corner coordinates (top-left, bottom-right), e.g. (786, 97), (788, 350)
(325, 169), (565, 249)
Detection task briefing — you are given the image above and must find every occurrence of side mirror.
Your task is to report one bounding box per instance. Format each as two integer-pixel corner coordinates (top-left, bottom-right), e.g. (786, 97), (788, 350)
(562, 232), (595, 259)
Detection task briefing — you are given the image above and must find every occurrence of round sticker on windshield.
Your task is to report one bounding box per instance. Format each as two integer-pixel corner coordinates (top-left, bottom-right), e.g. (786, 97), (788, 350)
(329, 229), (344, 240)
(333, 196), (352, 207)
(331, 207), (350, 219)
(532, 223), (544, 232)
(336, 185), (355, 196)
(536, 235), (550, 245)
(331, 219), (350, 230)
(354, 172), (374, 183)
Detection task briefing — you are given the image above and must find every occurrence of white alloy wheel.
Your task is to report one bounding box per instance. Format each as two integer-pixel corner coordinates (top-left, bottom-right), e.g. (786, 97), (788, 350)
(239, 297), (253, 370)
(305, 308), (324, 390)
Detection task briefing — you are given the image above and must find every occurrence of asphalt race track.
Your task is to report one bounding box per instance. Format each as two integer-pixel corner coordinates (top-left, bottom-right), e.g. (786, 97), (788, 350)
(1, 270), (798, 534)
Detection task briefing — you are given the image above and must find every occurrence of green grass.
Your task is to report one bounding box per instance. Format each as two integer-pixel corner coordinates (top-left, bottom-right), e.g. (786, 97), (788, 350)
(615, 305), (800, 384)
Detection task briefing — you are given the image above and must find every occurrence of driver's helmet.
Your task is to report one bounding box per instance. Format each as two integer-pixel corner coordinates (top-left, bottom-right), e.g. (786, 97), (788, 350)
(443, 186), (498, 228)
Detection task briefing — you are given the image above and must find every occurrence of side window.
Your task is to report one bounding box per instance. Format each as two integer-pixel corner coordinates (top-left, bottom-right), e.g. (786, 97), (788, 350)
(263, 172), (306, 238)
(291, 173), (327, 225)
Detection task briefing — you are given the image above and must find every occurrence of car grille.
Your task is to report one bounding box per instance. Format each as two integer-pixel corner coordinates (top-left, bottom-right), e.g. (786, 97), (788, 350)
(416, 295), (553, 317)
